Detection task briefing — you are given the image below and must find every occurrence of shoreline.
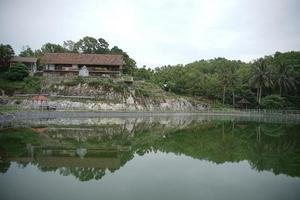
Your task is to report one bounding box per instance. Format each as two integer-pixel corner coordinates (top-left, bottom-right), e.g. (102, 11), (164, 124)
(1, 110), (300, 124)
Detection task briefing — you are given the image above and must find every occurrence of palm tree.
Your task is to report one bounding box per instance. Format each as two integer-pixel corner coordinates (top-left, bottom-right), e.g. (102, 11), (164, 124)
(219, 64), (239, 106)
(219, 71), (230, 105)
(250, 59), (273, 105)
(275, 62), (297, 96)
(228, 66), (239, 107)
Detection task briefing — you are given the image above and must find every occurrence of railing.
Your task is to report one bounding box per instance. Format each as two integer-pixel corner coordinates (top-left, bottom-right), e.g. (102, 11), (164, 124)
(207, 108), (300, 115)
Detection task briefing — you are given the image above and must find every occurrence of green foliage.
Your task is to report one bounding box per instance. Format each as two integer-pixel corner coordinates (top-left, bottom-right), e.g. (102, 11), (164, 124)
(41, 43), (67, 53)
(74, 36), (109, 54)
(23, 76), (41, 93)
(135, 88), (150, 97)
(110, 46), (137, 75)
(133, 81), (163, 98)
(63, 40), (77, 53)
(4, 63), (29, 81)
(261, 95), (286, 109)
(88, 78), (128, 92)
(19, 45), (35, 57)
(133, 66), (153, 80)
(0, 43), (14, 69)
(148, 51), (300, 109)
(250, 58), (274, 104)
(28, 36), (137, 75)
(63, 76), (85, 86)
(0, 76), (41, 95)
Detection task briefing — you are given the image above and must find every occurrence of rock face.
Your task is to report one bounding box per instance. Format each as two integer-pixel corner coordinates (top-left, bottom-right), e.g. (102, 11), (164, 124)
(20, 96), (208, 112)
(11, 76), (209, 112)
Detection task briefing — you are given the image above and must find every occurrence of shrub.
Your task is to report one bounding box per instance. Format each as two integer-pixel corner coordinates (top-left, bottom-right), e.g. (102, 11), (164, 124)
(5, 62), (29, 81)
(135, 88), (150, 97)
(23, 76), (41, 93)
(63, 77), (85, 86)
(88, 78), (128, 92)
(261, 95), (286, 109)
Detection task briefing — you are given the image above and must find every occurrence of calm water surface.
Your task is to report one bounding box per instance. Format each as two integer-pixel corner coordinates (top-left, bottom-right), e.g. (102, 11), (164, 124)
(0, 116), (300, 200)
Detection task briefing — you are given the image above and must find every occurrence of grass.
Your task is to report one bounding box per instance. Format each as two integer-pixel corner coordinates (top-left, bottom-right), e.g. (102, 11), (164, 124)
(63, 76), (85, 86)
(87, 78), (129, 93)
(0, 105), (30, 115)
(133, 81), (163, 98)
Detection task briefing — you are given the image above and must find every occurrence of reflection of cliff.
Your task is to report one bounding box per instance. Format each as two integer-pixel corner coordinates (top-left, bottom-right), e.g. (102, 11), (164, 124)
(1, 119), (300, 181)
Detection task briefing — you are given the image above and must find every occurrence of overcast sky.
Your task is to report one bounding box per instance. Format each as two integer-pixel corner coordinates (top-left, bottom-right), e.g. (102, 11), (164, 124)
(0, 0), (299, 67)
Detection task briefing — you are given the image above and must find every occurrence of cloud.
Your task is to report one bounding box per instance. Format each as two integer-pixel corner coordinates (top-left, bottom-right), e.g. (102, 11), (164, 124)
(0, 0), (299, 68)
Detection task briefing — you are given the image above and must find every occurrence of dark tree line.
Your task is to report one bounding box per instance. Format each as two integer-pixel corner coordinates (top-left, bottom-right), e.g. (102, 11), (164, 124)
(1, 40), (300, 109)
(0, 36), (137, 74)
(133, 51), (300, 109)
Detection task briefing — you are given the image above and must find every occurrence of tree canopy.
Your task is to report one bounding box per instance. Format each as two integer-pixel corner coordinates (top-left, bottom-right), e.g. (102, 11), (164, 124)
(133, 51), (300, 109)
(4, 62), (29, 81)
(0, 44), (14, 70)
(13, 36), (137, 74)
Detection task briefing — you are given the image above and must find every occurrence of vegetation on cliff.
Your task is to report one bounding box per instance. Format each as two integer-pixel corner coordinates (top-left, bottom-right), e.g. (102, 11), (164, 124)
(1, 38), (300, 109)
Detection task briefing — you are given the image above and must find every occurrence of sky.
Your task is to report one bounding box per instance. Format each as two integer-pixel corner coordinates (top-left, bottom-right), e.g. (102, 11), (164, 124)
(0, 0), (300, 68)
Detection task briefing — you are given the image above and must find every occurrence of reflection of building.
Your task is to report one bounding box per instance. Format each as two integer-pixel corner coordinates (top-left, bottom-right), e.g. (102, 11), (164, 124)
(9, 147), (122, 169)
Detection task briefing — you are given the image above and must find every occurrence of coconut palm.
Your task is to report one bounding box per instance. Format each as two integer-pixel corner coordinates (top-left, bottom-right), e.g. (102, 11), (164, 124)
(219, 64), (239, 106)
(250, 59), (273, 105)
(219, 71), (231, 105)
(275, 62), (297, 96)
(228, 66), (240, 107)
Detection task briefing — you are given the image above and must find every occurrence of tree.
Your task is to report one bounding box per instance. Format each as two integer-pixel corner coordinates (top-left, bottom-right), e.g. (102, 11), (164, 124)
(250, 59), (273, 105)
(0, 44), (14, 70)
(133, 65), (153, 80)
(63, 40), (78, 53)
(218, 61), (237, 105)
(111, 46), (136, 74)
(96, 38), (109, 54)
(228, 65), (240, 107)
(5, 62), (29, 81)
(74, 36), (100, 53)
(41, 43), (66, 53)
(19, 45), (35, 57)
(274, 61), (297, 96)
(219, 70), (230, 105)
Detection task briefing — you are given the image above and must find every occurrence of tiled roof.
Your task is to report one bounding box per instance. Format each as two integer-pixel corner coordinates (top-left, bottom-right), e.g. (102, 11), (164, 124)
(10, 56), (37, 63)
(41, 53), (123, 66)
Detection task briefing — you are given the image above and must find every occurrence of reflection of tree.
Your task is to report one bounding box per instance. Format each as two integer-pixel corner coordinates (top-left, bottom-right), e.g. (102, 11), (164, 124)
(141, 121), (300, 177)
(1, 121), (300, 180)
(0, 162), (10, 173)
(67, 167), (106, 181)
(248, 124), (300, 176)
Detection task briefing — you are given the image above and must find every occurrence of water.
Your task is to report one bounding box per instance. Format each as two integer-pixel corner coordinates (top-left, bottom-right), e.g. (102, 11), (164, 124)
(0, 116), (300, 200)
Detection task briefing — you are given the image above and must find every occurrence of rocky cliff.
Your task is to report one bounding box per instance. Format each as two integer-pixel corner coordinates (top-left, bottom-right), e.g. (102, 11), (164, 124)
(14, 76), (210, 111)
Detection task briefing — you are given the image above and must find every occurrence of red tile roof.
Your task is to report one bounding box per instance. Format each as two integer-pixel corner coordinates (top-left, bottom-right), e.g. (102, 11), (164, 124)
(32, 95), (48, 101)
(10, 56), (37, 63)
(41, 53), (123, 66)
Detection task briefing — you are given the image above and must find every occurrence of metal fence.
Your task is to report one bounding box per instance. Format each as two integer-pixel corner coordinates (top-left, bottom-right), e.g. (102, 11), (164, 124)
(207, 108), (300, 115)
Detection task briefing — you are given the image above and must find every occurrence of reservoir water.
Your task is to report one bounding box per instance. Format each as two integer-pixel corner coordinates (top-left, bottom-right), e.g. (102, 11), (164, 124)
(0, 115), (299, 200)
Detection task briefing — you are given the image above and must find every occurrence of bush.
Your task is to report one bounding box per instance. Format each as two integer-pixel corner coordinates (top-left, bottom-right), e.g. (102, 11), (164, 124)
(88, 78), (128, 92)
(23, 76), (41, 93)
(261, 95), (286, 109)
(5, 62), (29, 81)
(0, 76), (42, 95)
(63, 77), (85, 86)
(135, 88), (150, 97)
